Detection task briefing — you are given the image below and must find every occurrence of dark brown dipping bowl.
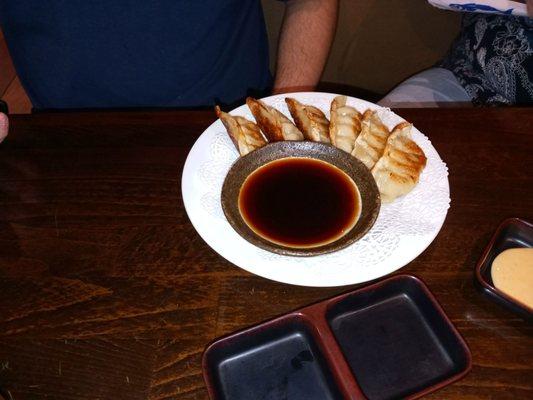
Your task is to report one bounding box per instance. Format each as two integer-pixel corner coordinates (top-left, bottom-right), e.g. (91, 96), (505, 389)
(221, 141), (381, 257)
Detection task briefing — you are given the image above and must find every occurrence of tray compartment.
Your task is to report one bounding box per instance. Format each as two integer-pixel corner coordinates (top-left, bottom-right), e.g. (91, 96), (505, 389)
(203, 314), (344, 400)
(326, 276), (471, 400)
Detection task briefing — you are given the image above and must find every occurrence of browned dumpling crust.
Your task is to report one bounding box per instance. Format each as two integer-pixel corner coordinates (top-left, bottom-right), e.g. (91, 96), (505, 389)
(329, 95), (362, 153)
(246, 97), (303, 142)
(351, 110), (390, 169)
(215, 106), (267, 156)
(371, 122), (427, 203)
(285, 97), (330, 143)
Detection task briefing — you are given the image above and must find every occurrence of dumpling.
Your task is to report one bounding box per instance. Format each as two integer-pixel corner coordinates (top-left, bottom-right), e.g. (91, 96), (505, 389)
(351, 110), (390, 169)
(285, 97), (330, 143)
(371, 122), (427, 203)
(246, 97), (304, 141)
(329, 95), (362, 153)
(215, 106), (267, 156)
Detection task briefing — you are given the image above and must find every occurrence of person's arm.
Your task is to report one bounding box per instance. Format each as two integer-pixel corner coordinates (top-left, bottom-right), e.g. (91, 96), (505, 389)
(273, 0), (338, 93)
(0, 113), (8, 143)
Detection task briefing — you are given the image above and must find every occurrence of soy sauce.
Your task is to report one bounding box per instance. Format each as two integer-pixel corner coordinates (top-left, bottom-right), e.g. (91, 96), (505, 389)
(239, 157), (360, 248)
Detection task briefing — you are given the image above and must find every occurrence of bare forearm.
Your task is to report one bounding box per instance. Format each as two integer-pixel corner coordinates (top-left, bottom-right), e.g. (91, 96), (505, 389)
(273, 0), (338, 93)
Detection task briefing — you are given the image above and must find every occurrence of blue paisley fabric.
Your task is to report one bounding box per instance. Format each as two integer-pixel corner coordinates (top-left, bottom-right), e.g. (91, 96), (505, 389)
(440, 14), (533, 105)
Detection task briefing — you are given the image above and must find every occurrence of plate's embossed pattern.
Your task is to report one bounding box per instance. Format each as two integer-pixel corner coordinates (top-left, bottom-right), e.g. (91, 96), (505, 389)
(182, 93), (450, 286)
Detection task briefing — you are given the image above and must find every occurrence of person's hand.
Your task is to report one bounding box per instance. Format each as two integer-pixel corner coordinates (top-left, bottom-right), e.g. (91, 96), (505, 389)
(0, 112), (8, 143)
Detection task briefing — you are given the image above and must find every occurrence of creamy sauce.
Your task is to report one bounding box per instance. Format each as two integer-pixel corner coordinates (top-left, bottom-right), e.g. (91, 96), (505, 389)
(491, 248), (533, 310)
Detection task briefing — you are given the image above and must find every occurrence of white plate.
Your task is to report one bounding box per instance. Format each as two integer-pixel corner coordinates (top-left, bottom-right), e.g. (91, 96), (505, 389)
(181, 92), (450, 287)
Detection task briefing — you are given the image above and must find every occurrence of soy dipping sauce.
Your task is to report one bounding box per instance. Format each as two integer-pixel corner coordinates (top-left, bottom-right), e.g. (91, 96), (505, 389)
(238, 157), (361, 249)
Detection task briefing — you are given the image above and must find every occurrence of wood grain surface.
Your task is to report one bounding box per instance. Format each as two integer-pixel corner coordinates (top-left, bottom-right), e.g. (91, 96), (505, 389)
(0, 108), (532, 400)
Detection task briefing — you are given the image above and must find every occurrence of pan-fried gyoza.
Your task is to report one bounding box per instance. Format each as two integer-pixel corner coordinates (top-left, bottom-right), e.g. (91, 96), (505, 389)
(215, 106), (267, 156)
(351, 110), (390, 169)
(246, 97), (303, 142)
(285, 97), (330, 143)
(371, 122), (427, 202)
(329, 95), (362, 153)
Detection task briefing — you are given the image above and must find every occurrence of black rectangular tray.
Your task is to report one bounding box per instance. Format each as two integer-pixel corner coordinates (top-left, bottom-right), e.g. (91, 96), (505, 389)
(203, 275), (471, 400)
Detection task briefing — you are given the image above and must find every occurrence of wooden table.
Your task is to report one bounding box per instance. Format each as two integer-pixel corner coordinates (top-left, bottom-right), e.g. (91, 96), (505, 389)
(0, 108), (532, 400)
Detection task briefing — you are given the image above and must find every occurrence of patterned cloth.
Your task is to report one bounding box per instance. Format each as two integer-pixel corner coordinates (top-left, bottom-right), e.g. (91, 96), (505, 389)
(428, 0), (529, 17)
(440, 14), (533, 105)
